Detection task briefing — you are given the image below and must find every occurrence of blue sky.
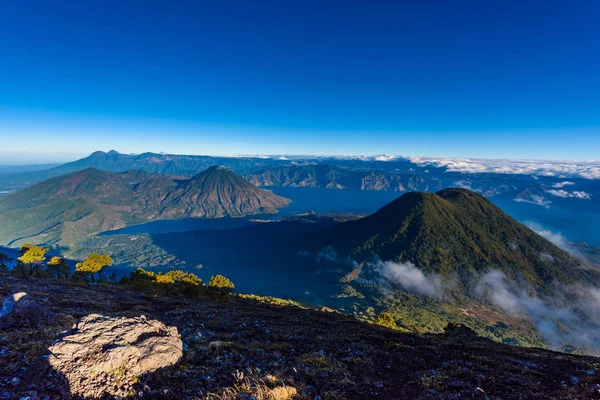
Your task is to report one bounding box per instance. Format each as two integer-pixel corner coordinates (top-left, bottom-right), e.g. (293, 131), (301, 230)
(1, 1), (599, 163)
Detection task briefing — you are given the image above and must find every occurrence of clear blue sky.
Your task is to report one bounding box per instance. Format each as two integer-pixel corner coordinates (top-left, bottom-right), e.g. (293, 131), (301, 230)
(1, 0), (599, 163)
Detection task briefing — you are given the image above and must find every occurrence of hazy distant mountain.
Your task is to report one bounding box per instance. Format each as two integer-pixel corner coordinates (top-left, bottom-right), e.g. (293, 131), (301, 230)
(0, 163), (62, 175)
(52, 150), (289, 177)
(0, 166), (290, 250)
(0, 150), (290, 192)
(244, 164), (443, 191)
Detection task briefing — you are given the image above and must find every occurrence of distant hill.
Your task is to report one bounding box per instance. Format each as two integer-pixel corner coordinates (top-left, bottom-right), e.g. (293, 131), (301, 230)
(152, 166), (290, 219)
(0, 167), (290, 250)
(244, 164), (444, 192)
(316, 188), (596, 294)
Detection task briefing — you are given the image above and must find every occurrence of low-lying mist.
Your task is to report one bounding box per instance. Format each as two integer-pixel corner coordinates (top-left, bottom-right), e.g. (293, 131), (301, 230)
(315, 246), (600, 355)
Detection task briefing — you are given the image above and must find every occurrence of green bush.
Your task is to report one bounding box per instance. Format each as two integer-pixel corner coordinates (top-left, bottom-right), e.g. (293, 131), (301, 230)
(122, 268), (205, 297)
(375, 312), (397, 329)
(208, 274), (235, 295)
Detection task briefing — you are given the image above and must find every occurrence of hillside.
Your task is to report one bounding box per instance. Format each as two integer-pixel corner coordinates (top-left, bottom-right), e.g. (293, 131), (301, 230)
(0, 167), (290, 250)
(317, 188), (596, 293)
(153, 166), (290, 218)
(2, 275), (600, 399)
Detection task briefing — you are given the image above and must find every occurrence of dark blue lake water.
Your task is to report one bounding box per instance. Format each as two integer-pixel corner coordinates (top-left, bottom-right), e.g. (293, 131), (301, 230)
(104, 188), (599, 246)
(491, 197), (600, 246)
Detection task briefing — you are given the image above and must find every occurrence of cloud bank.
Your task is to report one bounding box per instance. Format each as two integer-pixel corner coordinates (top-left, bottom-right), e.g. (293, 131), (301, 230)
(545, 189), (592, 199)
(406, 156), (600, 179)
(477, 270), (600, 353)
(514, 196), (551, 208)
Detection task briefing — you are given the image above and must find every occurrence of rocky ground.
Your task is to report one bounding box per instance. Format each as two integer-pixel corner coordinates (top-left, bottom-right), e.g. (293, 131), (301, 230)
(1, 276), (600, 399)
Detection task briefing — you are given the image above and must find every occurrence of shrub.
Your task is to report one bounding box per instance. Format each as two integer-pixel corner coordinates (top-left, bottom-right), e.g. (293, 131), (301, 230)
(11, 261), (29, 277)
(375, 312), (397, 329)
(47, 256), (71, 279)
(127, 268), (156, 292)
(123, 268), (205, 297)
(155, 273), (175, 295)
(0, 252), (12, 275)
(168, 270), (204, 297)
(209, 274), (235, 295)
(17, 244), (49, 276)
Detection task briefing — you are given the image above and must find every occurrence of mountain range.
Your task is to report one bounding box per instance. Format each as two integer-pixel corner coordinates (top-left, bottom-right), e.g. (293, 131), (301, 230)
(1, 151), (598, 213)
(0, 166), (289, 250)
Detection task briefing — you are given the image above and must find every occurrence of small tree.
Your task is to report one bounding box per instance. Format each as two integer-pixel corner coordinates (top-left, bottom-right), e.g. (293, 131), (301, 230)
(155, 273), (175, 295)
(0, 252), (12, 275)
(76, 254), (113, 282)
(47, 256), (71, 279)
(11, 261), (28, 277)
(127, 267), (156, 291)
(208, 274), (235, 295)
(18, 244), (49, 276)
(166, 270), (204, 297)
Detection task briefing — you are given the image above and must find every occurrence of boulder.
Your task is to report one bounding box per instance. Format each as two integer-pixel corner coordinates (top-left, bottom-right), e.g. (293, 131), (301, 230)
(0, 292), (28, 318)
(48, 313), (182, 398)
(0, 292), (45, 327)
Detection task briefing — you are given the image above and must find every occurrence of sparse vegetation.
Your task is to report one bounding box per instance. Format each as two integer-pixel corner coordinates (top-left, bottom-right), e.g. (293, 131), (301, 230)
(0, 252), (11, 274)
(75, 253), (113, 282)
(120, 267), (216, 298)
(46, 256), (71, 279)
(16, 244), (49, 276)
(209, 274), (235, 295)
(375, 311), (397, 329)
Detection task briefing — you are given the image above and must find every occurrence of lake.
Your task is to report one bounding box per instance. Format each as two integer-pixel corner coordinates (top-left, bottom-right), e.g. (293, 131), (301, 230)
(103, 187), (599, 246)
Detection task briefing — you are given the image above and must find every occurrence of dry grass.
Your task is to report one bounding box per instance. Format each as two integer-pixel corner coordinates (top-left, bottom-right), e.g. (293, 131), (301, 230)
(205, 369), (298, 400)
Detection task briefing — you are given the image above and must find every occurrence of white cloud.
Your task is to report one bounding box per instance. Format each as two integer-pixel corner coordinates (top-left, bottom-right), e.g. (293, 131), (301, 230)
(406, 156), (600, 179)
(374, 155), (399, 162)
(545, 189), (592, 199)
(452, 180), (473, 190)
(477, 270), (600, 353)
(525, 222), (583, 258)
(528, 223), (569, 248)
(369, 258), (441, 298)
(514, 196), (551, 208)
(552, 181), (575, 188)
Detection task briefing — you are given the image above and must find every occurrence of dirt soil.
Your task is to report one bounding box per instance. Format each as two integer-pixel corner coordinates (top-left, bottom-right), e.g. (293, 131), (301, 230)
(1, 275), (600, 399)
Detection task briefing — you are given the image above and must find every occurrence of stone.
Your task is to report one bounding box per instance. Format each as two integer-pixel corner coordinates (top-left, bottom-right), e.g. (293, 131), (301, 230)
(0, 292), (46, 328)
(0, 292), (27, 318)
(48, 313), (182, 398)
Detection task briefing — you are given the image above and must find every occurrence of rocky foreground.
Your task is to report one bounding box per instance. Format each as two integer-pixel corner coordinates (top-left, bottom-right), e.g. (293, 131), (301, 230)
(1, 276), (600, 399)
